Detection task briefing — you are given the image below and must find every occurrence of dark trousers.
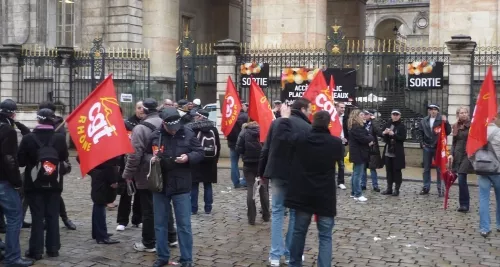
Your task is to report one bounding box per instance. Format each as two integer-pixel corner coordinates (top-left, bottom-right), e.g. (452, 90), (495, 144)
(458, 173), (470, 209)
(335, 159), (345, 185)
(26, 191), (61, 255)
(22, 194), (68, 222)
(116, 189), (142, 226)
(138, 189), (177, 248)
(385, 156), (402, 190)
(243, 164), (270, 224)
(191, 182), (213, 214)
(92, 204), (108, 241)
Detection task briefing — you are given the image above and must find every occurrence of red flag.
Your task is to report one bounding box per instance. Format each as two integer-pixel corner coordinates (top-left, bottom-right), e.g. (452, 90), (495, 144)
(221, 76), (242, 137)
(66, 75), (134, 176)
(248, 78), (274, 142)
(467, 65), (498, 157)
(432, 121), (450, 175)
(303, 71), (342, 137)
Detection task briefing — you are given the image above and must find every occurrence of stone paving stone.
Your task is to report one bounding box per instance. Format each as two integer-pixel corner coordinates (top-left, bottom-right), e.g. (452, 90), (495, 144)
(9, 159), (499, 266)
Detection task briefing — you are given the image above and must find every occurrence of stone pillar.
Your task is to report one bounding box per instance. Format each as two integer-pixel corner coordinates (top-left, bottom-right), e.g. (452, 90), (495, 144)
(214, 39), (240, 158)
(0, 44), (22, 102)
(143, 0), (179, 79)
(251, 0), (327, 47)
(445, 35), (477, 125)
(56, 46), (74, 115)
(328, 0), (367, 40)
(108, 0), (143, 48)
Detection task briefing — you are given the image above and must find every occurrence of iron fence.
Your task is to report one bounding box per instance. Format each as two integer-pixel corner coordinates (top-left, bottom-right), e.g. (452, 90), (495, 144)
(471, 47), (500, 113)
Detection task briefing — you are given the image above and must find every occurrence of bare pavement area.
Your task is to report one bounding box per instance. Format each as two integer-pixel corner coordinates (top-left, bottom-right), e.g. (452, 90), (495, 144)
(13, 158), (500, 267)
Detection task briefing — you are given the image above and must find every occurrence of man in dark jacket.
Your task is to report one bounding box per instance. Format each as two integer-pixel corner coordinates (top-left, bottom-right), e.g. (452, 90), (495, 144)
(335, 102), (348, 190)
(0, 99), (34, 267)
(418, 104), (451, 196)
(148, 107), (204, 267)
(226, 103), (249, 188)
(273, 100), (282, 118)
(258, 97), (312, 266)
(276, 107), (343, 267)
(37, 101), (76, 230)
(186, 109), (220, 214)
(361, 109), (382, 192)
(116, 100), (144, 231)
(18, 108), (69, 261)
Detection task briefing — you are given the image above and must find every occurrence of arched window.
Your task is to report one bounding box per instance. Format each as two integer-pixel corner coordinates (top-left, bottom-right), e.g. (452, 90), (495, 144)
(56, 0), (75, 46)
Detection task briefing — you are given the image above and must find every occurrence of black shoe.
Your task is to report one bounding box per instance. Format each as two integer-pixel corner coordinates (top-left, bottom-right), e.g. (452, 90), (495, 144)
(248, 221), (255, 225)
(361, 186), (367, 191)
(457, 207), (469, 213)
(481, 231), (491, 238)
(419, 188), (429, 195)
(392, 190), (400, 197)
(107, 233), (114, 237)
(181, 263), (193, 267)
(132, 224), (140, 228)
(153, 260), (170, 267)
(0, 240), (5, 250)
(373, 187), (380, 192)
(381, 189), (393, 195)
(24, 251), (42, 260)
(46, 251), (59, 257)
(5, 258), (34, 267)
(96, 238), (120, 245)
(22, 222), (31, 229)
(263, 215), (270, 222)
(63, 219), (76, 230)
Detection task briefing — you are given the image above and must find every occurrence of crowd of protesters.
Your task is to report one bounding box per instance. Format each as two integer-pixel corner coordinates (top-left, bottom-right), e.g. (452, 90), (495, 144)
(0, 92), (499, 267)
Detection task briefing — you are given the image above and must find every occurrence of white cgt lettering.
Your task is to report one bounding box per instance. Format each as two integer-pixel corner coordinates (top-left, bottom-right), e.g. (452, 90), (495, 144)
(315, 94), (338, 122)
(225, 96), (235, 118)
(88, 102), (117, 144)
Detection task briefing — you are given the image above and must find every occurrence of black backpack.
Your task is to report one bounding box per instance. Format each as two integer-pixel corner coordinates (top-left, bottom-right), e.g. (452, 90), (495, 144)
(30, 134), (60, 188)
(197, 130), (217, 158)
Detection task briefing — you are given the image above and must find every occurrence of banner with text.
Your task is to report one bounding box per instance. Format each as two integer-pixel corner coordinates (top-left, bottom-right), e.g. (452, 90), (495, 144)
(281, 68), (357, 106)
(408, 61), (444, 90)
(240, 62), (269, 89)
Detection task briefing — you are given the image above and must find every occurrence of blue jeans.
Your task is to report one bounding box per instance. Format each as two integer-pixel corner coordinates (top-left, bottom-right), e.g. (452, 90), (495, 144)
(289, 211), (335, 267)
(229, 148), (246, 187)
(270, 179), (295, 261)
(92, 204), (108, 241)
(191, 182), (213, 213)
(458, 174), (470, 209)
(478, 175), (500, 232)
(361, 168), (378, 188)
(351, 163), (365, 197)
(153, 192), (192, 264)
(422, 147), (442, 190)
(0, 181), (23, 264)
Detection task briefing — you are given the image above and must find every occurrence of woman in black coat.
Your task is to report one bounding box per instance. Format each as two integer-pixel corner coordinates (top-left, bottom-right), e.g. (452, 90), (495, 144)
(185, 109), (221, 214)
(348, 109), (374, 202)
(450, 106), (471, 212)
(381, 109), (407, 196)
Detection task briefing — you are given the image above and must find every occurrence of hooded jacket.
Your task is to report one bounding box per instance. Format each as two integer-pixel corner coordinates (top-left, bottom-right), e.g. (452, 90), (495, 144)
(227, 111), (249, 149)
(122, 112), (162, 189)
(236, 122), (261, 164)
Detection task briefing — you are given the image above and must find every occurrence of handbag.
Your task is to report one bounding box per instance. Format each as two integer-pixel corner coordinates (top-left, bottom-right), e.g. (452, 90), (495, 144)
(147, 134), (164, 193)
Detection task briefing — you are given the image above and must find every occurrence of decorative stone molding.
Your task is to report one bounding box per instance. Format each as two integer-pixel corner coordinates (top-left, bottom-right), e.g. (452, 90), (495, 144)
(445, 35), (477, 65)
(214, 39), (241, 56)
(412, 11), (428, 33)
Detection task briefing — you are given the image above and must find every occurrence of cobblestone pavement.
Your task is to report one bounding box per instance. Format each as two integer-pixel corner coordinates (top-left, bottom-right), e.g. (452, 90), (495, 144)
(13, 159), (500, 267)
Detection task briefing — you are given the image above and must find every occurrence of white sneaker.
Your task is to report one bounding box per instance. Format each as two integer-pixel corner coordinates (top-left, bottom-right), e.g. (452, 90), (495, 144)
(355, 196), (368, 202)
(169, 241), (178, 247)
(116, 225), (125, 231)
(269, 259), (280, 267)
(133, 242), (156, 253)
(338, 184), (347, 190)
(285, 255), (305, 264)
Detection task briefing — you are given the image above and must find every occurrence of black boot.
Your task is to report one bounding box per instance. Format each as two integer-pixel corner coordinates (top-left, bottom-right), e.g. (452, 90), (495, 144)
(381, 184), (393, 195)
(392, 184), (401, 196)
(419, 187), (429, 195)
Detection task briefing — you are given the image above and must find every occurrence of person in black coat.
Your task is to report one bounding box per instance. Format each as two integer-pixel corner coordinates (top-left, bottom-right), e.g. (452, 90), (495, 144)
(381, 109), (407, 196)
(276, 107), (343, 267)
(361, 110), (383, 192)
(236, 121), (269, 225)
(335, 102), (348, 190)
(185, 109), (221, 214)
(348, 109), (374, 202)
(18, 108), (69, 260)
(226, 103), (249, 188)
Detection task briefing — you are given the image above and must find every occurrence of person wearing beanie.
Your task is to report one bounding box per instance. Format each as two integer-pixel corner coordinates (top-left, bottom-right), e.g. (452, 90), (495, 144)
(0, 99), (34, 266)
(18, 108), (69, 262)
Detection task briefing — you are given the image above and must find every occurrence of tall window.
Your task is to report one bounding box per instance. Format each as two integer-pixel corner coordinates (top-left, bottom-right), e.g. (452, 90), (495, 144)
(181, 16), (192, 38)
(56, 0), (75, 46)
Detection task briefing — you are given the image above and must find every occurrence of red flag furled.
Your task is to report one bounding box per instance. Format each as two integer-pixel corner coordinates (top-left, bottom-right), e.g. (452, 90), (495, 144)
(303, 71), (342, 137)
(467, 65), (498, 157)
(432, 121), (455, 209)
(221, 76), (242, 137)
(66, 74), (134, 176)
(248, 78), (274, 142)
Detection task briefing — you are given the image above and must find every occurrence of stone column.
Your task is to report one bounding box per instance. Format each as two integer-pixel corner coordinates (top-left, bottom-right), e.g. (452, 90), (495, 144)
(143, 0), (179, 79)
(445, 35), (477, 125)
(0, 44), (22, 102)
(56, 46), (74, 115)
(214, 39), (240, 158)
(107, 0), (143, 48)
(251, 0), (327, 47)
(328, 0), (367, 40)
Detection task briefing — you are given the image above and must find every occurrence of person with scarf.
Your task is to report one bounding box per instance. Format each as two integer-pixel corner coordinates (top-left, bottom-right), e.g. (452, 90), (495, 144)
(381, 109), (407, 196)
(449, 106), (471, 212)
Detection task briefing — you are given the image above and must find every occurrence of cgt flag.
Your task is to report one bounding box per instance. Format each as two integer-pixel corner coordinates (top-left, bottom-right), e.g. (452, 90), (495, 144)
(303, 71), (342, 137)
(248, 77), (274, 142)
(221, 76), (242, 137)
(467, 65), (498, 157)
(66, 74), (134, 176)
